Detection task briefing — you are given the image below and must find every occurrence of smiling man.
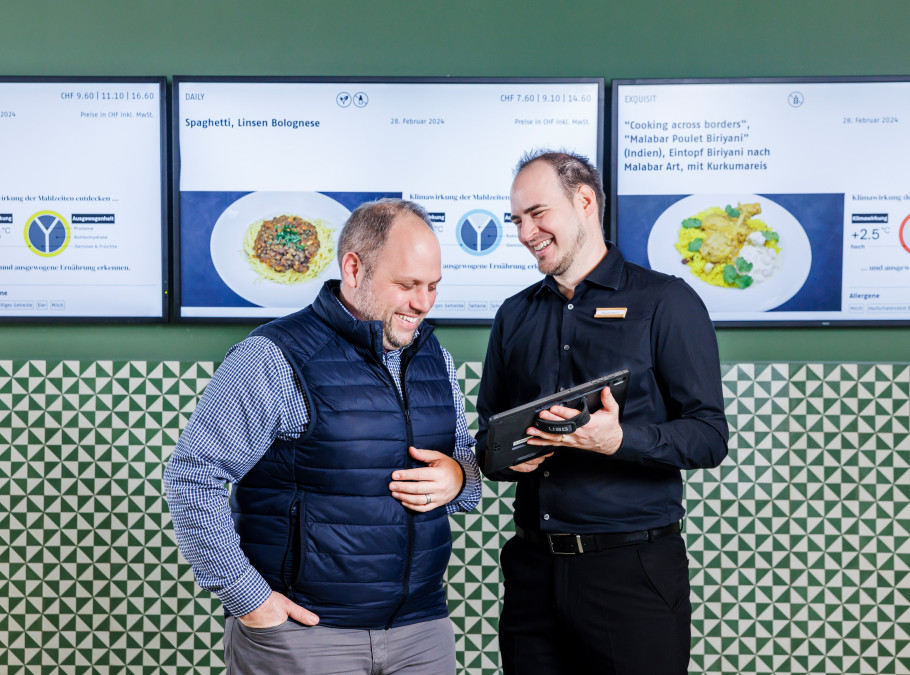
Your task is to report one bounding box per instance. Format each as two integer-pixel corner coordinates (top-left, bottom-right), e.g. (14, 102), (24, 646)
(476, 152), (728, 674)
(165, 199), (480, 675)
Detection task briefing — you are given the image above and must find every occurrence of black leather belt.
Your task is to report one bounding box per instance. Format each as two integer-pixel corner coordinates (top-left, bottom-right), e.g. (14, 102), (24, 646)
(515, 522), (681, 555)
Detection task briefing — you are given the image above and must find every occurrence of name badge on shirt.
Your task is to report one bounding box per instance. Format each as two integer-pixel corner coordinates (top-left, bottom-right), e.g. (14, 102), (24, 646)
(594, 307), (627, 319)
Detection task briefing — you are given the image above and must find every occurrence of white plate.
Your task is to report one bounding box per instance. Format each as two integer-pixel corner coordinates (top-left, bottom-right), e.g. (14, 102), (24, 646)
(210, 192), (350, 308)
(646, 194), (812, 313)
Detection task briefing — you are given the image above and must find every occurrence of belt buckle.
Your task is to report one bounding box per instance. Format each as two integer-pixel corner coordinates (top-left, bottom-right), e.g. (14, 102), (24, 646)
(547, 533), (584, 555)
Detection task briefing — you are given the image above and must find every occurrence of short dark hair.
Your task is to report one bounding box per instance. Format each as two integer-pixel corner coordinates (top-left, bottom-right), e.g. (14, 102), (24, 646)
(515, 150), (605, 224)
(337, 198), (434, 275)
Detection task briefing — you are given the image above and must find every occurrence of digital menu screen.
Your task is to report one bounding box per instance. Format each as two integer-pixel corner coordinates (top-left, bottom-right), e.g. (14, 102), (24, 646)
(612, 77), (910, 326)
(174, 77), (603, 321)
(0, 77), (167, 320)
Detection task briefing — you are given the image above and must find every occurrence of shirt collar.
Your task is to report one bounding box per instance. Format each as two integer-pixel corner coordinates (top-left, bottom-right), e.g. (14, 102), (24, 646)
(535, 241), (625, 297)
(331, 285), (418, 357)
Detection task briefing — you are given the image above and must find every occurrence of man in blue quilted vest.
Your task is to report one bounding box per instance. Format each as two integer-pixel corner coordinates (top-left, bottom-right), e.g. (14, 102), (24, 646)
(164, 199), (481, 674)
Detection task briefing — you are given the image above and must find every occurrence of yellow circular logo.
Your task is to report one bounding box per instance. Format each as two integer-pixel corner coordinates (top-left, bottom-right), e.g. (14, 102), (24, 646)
(24, 210), (70, 257)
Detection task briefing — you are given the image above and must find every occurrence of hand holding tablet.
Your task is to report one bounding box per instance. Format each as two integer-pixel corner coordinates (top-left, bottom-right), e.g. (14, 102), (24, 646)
(483, 369), (630, 474)
(525, 385), (626, 460)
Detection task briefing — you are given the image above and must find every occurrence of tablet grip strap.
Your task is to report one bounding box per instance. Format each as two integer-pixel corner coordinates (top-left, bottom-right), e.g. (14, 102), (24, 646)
(533, 399), (591, 435)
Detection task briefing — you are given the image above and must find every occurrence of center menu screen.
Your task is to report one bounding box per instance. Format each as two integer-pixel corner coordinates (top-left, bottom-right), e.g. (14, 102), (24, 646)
(613, 77), (910, 326)
(0, 77), (167, 320)
(174, 77), (603, 320)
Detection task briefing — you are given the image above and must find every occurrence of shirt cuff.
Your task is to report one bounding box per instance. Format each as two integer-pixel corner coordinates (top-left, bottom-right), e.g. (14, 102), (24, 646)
(610, 424), (650, 461)
(447, 457), (480, 514)
(215, 564), (274, 618)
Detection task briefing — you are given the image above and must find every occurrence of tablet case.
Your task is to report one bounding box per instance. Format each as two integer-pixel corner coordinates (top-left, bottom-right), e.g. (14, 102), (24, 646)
(483, 369), (630, 474)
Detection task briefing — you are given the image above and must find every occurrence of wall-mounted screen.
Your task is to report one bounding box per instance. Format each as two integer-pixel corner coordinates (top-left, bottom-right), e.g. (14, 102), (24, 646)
(612, 77), (910, 326)
(0, 77), (167, 321)
(174, 77), (603, 321)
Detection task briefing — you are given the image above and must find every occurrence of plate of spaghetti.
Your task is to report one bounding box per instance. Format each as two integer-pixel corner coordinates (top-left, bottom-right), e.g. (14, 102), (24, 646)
(210, 191), (349, 308)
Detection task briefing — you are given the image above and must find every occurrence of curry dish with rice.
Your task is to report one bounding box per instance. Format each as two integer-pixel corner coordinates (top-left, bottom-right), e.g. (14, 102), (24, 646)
(675, 202), (781, 289)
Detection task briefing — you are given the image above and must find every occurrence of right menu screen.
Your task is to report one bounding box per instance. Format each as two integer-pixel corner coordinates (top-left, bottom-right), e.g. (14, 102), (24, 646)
(612, 78), (910, 325)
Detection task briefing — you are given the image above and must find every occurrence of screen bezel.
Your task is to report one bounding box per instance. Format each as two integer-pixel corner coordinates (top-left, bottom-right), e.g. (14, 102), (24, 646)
(610, 75), (910, 328)
(0, 75), (169, 323)
(172, 75), (605, 324)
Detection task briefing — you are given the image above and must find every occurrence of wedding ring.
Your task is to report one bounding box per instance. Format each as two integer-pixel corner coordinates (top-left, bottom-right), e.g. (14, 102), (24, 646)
(425, 493), (432, 505)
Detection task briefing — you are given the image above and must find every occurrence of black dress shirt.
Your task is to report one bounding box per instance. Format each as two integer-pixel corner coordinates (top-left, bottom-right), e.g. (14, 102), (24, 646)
(476, 244), (728, 533)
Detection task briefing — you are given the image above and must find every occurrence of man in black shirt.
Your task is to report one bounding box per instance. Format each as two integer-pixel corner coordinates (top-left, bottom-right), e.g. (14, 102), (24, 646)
(476, 151), (729, 674)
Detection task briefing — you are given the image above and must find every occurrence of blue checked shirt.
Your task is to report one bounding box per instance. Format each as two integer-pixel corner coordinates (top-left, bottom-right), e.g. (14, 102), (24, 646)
(164, 309), (480, 618)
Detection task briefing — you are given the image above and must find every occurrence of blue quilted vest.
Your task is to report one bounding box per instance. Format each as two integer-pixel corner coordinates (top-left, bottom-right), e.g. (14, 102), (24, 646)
(230, 281), (457, 629)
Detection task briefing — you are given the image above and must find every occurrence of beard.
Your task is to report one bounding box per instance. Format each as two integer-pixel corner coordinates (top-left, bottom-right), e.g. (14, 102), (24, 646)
(538, 217), (588, 277)
(354, 278), (418, 350)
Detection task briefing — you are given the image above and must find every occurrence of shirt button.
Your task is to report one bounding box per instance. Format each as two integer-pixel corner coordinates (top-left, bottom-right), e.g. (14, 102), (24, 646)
(563, 344), (570, 351)
(543, 514), (550, 521)
(567, 303), (574, 310)
(543, 471), (550, 477)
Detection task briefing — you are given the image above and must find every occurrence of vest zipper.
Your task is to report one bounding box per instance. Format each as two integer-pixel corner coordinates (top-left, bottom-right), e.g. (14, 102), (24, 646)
(381, 357), (416, 628)
(282, 501), (300, 596)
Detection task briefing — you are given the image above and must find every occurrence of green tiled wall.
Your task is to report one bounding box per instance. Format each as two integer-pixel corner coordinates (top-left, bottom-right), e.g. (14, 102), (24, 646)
(1, 361), (908, 674)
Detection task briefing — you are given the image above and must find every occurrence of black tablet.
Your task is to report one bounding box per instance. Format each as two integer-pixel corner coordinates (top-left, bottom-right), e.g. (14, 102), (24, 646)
(483, 369), (630, 474)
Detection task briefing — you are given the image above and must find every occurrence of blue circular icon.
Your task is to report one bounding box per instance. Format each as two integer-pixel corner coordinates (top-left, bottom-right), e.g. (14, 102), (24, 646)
(456, 210), (502, 256)
(25, 211), (70, 257)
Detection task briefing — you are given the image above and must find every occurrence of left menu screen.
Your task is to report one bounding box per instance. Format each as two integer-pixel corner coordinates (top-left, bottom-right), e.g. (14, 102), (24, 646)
(0, 78), (167, 320)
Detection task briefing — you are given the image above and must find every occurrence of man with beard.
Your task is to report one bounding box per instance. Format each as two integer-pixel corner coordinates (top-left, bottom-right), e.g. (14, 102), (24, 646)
(476, 152), (728, 674)
(165, 199), (480, 674)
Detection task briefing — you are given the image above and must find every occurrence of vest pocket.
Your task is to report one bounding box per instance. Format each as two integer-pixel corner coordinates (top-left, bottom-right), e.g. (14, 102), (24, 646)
(281, 497), (305, 594)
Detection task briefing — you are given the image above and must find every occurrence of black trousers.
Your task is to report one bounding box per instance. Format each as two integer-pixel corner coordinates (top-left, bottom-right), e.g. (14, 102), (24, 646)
(499, 531), (691, 675)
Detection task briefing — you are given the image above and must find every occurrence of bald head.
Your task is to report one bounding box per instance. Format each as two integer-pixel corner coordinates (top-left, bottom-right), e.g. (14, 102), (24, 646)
(337, 199), (435, 277)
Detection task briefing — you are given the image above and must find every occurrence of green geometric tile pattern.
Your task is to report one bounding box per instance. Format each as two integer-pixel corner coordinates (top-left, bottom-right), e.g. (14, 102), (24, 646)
(1, 360), (908, 674)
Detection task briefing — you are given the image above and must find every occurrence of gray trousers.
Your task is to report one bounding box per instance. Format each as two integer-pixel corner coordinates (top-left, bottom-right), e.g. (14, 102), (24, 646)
(224, 616), (456, 675)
